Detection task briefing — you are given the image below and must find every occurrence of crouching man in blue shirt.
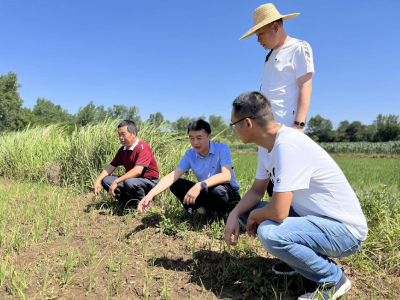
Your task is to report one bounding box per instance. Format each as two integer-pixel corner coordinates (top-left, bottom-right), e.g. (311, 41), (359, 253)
(138, 119), (240, 217)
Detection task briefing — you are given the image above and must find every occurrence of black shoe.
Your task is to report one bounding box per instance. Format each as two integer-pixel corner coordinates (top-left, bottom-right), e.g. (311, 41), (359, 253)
(272, 262), (297, 276)
(123, 199), (139, 209)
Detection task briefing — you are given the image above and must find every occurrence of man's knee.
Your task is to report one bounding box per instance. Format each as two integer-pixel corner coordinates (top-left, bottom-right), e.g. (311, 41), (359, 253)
(170, 179), (183, 195)
(124, 178), (144, 192)
(210, 185), (231, 205)
(210, 185), (228, 197)
(101, 176), (115, 190)
(257, 221), (288, 256)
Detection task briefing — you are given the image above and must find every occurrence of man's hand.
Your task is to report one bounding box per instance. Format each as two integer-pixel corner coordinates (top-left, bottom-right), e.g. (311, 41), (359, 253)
(109, 180), (118, 197)
(138, 195), (153, 213)
(93, 181), (102, 196)
(292, 125), (305, 133)
(246, 208), (265, 238)
(183, 183), (202, 205)
(224, 212), (240, 251)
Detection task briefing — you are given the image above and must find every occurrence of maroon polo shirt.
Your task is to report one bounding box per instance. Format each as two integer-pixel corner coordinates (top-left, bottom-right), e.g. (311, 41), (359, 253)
(110, 140), (159, 179)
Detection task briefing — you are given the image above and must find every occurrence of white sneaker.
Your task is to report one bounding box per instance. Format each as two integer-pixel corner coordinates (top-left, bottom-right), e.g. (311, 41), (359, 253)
(298, 271), (351, 300)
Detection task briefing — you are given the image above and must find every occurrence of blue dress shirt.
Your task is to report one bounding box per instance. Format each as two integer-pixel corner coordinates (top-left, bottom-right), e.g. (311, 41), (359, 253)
(177, 141), (240, 190)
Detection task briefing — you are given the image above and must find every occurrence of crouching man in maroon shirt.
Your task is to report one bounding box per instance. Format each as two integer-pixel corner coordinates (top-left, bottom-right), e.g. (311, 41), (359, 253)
(93, 120), (159, 208)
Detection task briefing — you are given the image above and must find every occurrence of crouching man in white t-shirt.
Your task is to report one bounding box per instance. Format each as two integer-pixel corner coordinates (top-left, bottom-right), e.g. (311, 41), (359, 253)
(225, 91), (368, 300)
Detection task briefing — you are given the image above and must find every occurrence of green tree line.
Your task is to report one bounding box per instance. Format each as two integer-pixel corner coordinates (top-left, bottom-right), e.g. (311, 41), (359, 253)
(0, 72), (237, 142)
(1, 71), (399, 143)
(307, 114), (400, 142)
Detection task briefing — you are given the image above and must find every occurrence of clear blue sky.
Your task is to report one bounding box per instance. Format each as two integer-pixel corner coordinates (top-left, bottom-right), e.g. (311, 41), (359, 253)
(1, 0), (399, 128)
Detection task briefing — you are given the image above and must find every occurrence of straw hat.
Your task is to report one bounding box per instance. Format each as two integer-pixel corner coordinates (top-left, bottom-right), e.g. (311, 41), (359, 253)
(239, 3), (299, 40)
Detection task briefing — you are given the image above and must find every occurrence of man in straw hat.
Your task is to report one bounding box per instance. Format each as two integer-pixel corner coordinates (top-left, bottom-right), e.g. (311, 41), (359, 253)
(225, 92), (367, 300)
(240, 3), (314, 134)
(240, 3), (315, 275)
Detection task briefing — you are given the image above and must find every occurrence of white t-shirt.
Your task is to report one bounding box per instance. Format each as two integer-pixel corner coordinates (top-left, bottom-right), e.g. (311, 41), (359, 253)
(255, 126), (368, 241)
(260, 38), (315, 127)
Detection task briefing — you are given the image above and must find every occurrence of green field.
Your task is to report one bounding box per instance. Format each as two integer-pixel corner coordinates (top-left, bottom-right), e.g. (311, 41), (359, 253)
(232, 154), (400, 193)
(0, 124), (399, 299)
(230, 141), (400, 154)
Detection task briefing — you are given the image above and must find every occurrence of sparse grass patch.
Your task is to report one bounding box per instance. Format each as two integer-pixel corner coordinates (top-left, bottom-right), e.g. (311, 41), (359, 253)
(0, 125), (399, 298)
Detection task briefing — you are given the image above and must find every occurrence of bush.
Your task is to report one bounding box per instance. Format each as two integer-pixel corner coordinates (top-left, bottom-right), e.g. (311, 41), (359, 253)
(0, 120), (189, 190)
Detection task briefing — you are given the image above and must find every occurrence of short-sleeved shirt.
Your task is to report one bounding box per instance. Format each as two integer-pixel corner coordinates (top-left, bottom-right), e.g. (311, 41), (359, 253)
(177, 142), (240, 190)
(110, 139), (159, 179)
(255, 126), (368, 241)
(260, 38), (315, 127)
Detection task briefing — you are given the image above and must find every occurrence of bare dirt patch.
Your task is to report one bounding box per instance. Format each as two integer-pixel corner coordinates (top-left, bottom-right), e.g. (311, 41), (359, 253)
(0, 179), (399, 299)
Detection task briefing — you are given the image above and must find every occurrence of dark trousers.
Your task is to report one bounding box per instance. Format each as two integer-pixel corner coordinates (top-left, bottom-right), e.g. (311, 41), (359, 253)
(101, 176), (158, 206)
(267, 180), (274, 198)
(170, 178), (241, 215)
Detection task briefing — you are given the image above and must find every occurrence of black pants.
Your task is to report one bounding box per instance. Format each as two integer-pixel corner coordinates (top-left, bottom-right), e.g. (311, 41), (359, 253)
(101, 176), (158, 206)
(267, 180), (274, 198)
(170, 178), (241, 215)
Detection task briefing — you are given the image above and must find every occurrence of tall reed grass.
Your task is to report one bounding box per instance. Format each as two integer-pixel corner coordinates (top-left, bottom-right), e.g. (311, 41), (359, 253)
(0, 120), (189, 190)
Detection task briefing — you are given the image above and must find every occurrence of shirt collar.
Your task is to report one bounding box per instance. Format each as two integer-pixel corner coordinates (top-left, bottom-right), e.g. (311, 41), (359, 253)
(196, 141), (215, 158)
(123, 138), (140, 151)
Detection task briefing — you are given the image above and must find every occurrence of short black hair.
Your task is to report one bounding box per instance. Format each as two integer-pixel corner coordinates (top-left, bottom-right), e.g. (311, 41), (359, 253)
(232, 92), (274, 126)
(187, 119), (211, 135)
(269, 18), (283, 27)
(118, 120), (138, 134)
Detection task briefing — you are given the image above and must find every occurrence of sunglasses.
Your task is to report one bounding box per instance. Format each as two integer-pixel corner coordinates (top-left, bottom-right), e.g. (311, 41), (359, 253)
(229, 116), (253, 127)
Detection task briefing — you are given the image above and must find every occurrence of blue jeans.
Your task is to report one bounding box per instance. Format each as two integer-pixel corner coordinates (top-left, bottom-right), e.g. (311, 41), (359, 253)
(239, 202), (364, 285)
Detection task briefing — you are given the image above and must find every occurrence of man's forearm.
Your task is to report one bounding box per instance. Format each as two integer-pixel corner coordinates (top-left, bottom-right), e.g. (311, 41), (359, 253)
(256, 191), (293, 223)
(203, 171), (231, 188)
(295, 89), (311, 122)
(115, 168), (141, 184)
(95, 170), (110, 184)
(147, 172), (177, 198)
(96, 165), (115, 183)
(295, 75), (312, 123)
(230, 187), (265, 218)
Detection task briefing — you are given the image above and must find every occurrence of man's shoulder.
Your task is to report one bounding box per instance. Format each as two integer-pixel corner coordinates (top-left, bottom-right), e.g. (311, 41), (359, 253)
(213, 142), (230, 151)
(295, 40), (313, 55)
(115, 146), (124, 154)
(213, 143), (234, 158)
(276, 126), (307, 144)
(184, 148), (196, 157)
(284, 38), (312, 52)
(274, 127), (319, 155)
(290, 38), (311, 46)
(138, 141), (151, 151)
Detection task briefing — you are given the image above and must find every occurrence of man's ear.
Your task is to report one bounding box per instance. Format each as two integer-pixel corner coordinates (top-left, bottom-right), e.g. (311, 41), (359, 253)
(274, 22), (279, 33)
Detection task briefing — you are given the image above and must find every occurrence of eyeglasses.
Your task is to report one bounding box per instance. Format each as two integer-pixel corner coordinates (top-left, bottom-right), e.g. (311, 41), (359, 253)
(230, 116), (252, 127)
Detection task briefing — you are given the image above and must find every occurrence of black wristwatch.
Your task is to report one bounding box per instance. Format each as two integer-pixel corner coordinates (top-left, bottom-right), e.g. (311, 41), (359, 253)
(200, 181), (207, 190)
(294, 121), (306, 128)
